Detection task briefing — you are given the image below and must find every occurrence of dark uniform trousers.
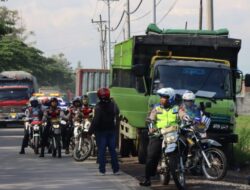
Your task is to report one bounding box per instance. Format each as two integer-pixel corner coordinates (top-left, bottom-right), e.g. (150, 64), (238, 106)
(145, 136), (162, 179)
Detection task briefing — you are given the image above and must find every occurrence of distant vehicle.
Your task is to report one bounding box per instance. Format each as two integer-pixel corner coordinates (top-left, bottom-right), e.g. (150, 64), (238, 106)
(0, 71), (38, 127)
(0, 71), (38, 94)
(32, 92), (68, 111)
(75, 69), (109, 96)
(86, 91), (98, 107)
(0, 86), (31, 127)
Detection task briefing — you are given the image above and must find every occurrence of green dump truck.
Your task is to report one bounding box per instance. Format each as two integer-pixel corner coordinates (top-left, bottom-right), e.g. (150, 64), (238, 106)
(110, 24), (248, 163)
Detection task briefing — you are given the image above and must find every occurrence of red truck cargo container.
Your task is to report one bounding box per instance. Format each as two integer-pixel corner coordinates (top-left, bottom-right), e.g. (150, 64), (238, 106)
(75, 69), (110, 96)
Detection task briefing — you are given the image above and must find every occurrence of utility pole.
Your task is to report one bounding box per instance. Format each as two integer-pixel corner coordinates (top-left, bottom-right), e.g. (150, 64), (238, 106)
(126, 0), (130, 39)
(101, 0), (119, 69)
(207, 0), (214, 30)
(199, 0), (203, 30)
(92, 15), (107, 69)
(153, 0), (156, 24)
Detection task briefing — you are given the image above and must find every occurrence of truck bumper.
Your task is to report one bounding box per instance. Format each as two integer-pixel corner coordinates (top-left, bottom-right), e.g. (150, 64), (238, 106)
(207, 133), (238, 143)
(0, 113), (25, 127)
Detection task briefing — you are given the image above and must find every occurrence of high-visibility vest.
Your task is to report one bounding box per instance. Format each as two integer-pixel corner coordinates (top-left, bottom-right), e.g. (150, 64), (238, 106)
(155, 105), (178, 129)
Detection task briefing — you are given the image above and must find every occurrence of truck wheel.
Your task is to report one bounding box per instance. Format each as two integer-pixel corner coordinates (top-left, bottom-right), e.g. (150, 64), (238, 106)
(120, 134), (130, 157)
(221, 143), (234, 168)
(138, 131), (149, 164)
(0, 122), (6, 128)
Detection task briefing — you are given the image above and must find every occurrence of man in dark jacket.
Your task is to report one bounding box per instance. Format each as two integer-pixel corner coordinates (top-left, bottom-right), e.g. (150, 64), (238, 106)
(89, 88), (120, 175)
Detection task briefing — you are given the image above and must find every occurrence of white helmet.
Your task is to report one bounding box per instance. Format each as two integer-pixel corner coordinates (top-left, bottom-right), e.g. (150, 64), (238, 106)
(157, 88), (175, 103)
(182, 91), (195, 101)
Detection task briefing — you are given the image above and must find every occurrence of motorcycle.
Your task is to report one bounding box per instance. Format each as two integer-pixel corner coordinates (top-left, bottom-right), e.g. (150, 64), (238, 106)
(50, 119), (62, 158)
(157, 124), (187, 190)
(181, 116), (227, 180)
(24, 117), (42, 154)
(72, 118), (94, 161)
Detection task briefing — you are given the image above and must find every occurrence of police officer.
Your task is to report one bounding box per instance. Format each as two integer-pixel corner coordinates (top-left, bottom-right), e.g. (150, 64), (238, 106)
(40, 97), (62, 157)
(19, 97), (43, 154)
(139, 88), (179, 186)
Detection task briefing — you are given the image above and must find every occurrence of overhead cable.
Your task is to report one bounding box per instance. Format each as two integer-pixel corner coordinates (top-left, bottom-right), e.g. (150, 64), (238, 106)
(131, 0), (163, 22)
(111, 11), (125, 31)
(157, 0), (178, 25)
(126, 0), (143, 15)
(111, 0), (144, 31)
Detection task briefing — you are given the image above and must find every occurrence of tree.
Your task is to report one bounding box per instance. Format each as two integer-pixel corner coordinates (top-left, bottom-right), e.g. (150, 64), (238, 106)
(0, 6), (75, 93)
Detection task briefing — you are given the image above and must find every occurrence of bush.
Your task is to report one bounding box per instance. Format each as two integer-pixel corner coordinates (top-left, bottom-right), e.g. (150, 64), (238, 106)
(234, 116), (250, 165)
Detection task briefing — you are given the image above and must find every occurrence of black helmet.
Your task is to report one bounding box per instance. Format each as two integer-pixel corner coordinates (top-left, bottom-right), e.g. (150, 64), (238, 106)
(72, 96), (82, 107)
(50, 97), (58, 106)
(29, 97), (39, 107)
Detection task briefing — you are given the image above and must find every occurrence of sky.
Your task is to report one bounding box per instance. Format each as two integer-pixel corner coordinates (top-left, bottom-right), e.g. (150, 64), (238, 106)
(2, 0), (250, 74)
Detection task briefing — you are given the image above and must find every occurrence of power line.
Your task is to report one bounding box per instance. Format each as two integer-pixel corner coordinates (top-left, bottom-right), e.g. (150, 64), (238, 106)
(111, 11), (125, 31)
(111, 0), (144, 31)
(157, 0), (178, 25)
(126, 0), (143, 15)
(131, 0), (163, 22)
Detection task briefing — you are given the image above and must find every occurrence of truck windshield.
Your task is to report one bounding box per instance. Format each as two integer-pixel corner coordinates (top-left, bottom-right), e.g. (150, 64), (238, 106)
(0, 88), (30, 101)
(153, 65), (233, 99)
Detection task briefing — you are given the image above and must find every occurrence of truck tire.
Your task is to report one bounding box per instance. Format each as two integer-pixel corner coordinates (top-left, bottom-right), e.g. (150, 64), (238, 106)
(0, 122), (6, 128)
(221, 143), (234, 168)
(138, 131), (149, 164)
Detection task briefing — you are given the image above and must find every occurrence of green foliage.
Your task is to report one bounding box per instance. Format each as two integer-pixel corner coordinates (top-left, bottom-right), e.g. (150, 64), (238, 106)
(0, 6), (75, 92)
(234, 116), (250, 165)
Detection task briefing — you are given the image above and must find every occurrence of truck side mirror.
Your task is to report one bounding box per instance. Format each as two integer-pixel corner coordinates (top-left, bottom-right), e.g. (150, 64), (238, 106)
(132, 64), (145, 77)
(234, 70), (243, 94)
(245, 74), (250, 87)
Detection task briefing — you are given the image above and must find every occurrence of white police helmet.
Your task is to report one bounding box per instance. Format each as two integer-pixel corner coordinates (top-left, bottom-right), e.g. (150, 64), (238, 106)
(157, 88), (176, 104)
(182, 91), (195, 101)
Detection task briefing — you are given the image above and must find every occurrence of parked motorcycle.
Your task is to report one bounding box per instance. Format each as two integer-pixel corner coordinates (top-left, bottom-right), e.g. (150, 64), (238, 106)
(181, 116), (227, 180)
(73, 118), (94, 161)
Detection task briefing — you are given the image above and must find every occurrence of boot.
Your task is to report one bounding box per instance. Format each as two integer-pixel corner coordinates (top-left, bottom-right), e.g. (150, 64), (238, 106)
(139, 178), (151, 186)
(19, 147), (25, 154)
(39, 147), (44, 157)
(58, 148), (62, 158)
(65, 148), (69, 154)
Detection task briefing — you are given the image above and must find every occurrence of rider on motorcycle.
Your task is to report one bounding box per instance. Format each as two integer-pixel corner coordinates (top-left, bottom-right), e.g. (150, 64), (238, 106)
(179, 91), (201, 122)
(40, 97), (63, 157)
(65, 96), (84, 154)
(140, 88), (179, 186)
(178, 91), (211, 157)
(82, 95), (93, 119)
(19, 97), (43, 154)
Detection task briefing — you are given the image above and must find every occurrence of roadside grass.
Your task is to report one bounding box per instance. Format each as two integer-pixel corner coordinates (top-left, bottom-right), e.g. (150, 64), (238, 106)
(235, 115), (250, 165)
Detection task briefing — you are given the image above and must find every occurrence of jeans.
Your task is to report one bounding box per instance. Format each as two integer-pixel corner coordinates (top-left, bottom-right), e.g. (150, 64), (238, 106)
(95, 130), (119, 174)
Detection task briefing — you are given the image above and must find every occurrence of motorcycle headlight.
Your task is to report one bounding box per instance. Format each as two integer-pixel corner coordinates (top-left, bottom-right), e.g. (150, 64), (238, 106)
(53, 124), (60, 129)
(33, 125), (39, 130)
(164, 132), (178, 144)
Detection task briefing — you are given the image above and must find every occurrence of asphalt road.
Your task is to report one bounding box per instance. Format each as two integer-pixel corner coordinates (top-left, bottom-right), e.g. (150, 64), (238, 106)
(0, 128), (148, 190)
(1, 127), (249, 190)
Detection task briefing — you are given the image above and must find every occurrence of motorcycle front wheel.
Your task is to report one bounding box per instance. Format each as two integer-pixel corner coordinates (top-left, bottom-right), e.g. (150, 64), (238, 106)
(33, 136), (39, 154)
(158, 157), (170, 185)
(202, 147), (227, 180)
(169, 153), (186, 190)
(73, 136), (93, 161)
